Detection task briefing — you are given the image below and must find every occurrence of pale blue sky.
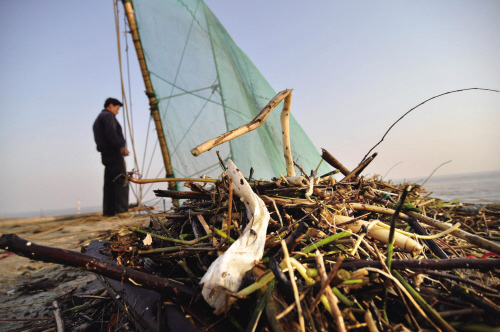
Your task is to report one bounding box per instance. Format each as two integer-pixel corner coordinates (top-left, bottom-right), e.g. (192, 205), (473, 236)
(1, 1), (499, 215)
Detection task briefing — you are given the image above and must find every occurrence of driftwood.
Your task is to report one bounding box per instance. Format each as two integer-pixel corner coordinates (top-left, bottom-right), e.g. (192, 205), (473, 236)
(0, 234), (197, 303)
(281, 91), (296, 177)
(191, 89), (291, 156)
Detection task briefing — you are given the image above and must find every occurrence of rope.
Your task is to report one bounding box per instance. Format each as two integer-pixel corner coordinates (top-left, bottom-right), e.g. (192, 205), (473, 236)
(113, 0), (141, 205)
(145, 139), (159, 179)
(141, 117), (152, 176)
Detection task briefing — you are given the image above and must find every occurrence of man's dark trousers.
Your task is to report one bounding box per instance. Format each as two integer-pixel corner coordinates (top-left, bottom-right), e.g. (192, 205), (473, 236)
(102, 153), (129, 216)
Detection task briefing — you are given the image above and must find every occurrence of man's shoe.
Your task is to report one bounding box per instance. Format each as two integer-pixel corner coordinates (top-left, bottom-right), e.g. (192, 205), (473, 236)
(117, 212), (132, 218)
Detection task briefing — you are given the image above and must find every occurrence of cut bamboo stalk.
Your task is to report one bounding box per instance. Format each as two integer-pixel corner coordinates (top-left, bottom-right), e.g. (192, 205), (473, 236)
(345, 202), (500, 255)
(321, 148), (350, 176)
(281, 91), (296, 177)
(340, 153), (378, 183)
(326, 214), (422, 253)
(191, 89), (291, 156)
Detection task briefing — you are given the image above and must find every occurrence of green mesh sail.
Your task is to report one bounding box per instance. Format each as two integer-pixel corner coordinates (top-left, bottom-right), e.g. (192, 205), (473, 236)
(132, 0), (330, 180)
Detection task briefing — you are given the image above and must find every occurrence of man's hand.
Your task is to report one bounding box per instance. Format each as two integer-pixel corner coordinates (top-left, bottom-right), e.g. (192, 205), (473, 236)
(120, 147), (130, 156)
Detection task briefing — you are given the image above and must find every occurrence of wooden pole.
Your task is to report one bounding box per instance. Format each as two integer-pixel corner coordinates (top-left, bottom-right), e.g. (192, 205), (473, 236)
(122, 1), (178, 198)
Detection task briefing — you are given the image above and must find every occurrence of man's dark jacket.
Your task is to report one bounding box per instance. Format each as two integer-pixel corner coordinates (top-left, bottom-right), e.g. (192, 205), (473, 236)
(93, 110), (126, 154)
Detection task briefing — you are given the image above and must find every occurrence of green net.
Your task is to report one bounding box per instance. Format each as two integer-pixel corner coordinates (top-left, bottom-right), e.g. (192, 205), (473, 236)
(132, 0), (330, 180)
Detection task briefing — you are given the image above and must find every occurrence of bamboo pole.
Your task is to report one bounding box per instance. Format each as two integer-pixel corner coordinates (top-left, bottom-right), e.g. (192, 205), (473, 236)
(122, 1), (177, 196)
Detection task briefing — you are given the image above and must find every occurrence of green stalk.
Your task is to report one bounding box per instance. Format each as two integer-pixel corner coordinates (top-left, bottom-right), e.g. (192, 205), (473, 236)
(246, 279), (276, 332)
(392, 270), (457, 332)
(292, 231), (351, 259)
(383, 185), (410, 324)
(130, 225), (234, 245)
(332, 287), (355, 307)
(386, 185), (411, 271)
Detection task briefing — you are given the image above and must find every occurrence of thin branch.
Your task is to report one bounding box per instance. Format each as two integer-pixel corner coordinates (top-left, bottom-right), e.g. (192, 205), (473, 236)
(362, 88), (500, 161)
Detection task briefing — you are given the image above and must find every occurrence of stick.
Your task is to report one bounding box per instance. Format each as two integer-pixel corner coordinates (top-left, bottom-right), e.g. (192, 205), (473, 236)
(315, 251), (347, 332)
(407, 211), (500, 255)
(304, 257), (500, 270)
(191, 89), (291, 156)
(349, 204), (500, 254)
(52, 300), (65, 332)
(321, 148), (350, 176)
(0, 234), (196, 302)
(340, 153), (378, 183)
(282, 240), (305, 332)
(281, 91), (296, 177)
(362, 88), (500, 161)
(129, 176), (217, 184)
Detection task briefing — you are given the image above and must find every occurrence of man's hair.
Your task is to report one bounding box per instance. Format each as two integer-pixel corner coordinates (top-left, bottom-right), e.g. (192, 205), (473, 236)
(104, 98), (123, 108)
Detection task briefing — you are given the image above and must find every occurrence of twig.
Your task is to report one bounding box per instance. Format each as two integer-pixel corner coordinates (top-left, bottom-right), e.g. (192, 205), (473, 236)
(315, 251), (347, 332)
(309, 256), (344, 312)
(362, 87), (500, 160)
(341, 153), (377, 183)
(281, 240), (305, 332)
(52, 300), (65, 332)
(421, 160), (452, 186)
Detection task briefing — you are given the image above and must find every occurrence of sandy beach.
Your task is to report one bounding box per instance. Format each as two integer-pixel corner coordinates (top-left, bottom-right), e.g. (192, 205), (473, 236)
(0, 213), (149, 330)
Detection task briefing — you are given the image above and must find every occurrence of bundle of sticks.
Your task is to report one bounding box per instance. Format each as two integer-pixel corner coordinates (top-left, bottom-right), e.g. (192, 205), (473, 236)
(2, 90), (499, 331)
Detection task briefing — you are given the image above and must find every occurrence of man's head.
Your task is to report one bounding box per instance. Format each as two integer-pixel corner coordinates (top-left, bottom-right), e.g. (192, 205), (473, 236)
(104, 98), (123, 115)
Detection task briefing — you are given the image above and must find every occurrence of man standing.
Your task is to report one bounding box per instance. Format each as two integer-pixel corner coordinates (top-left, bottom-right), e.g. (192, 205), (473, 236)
(93, 98), (130, 217)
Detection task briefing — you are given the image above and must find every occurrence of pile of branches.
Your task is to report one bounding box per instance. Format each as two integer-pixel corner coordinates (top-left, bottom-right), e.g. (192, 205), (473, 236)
(2, 89), (500, 331)
(104, 150), (500, 332)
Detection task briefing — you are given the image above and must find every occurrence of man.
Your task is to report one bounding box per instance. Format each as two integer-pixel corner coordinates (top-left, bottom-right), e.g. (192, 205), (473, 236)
(93, 98), (130, 217)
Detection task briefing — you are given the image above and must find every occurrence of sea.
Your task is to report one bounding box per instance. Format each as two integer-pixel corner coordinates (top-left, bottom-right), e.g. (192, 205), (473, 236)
(393, 169), (500, 205)
(1, 170), (499, 219)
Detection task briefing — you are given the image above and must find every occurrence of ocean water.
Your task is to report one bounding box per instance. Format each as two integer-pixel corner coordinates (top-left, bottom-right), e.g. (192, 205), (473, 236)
(394, 170), (500, 204)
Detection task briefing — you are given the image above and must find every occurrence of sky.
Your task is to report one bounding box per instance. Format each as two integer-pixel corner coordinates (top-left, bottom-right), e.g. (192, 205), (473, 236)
(0, 1), (499, 216)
